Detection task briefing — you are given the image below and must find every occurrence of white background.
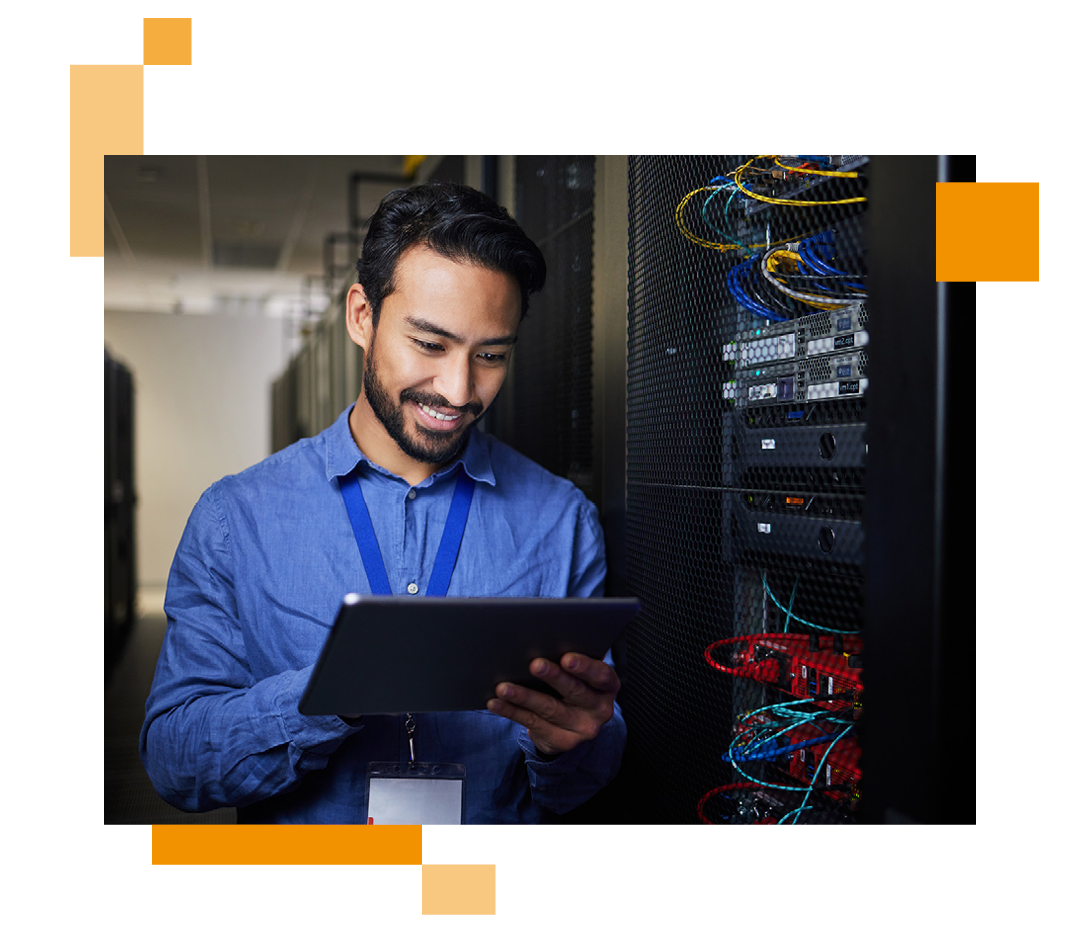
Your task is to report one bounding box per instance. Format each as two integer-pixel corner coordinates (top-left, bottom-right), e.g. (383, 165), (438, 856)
(4, 2), (1072, 924)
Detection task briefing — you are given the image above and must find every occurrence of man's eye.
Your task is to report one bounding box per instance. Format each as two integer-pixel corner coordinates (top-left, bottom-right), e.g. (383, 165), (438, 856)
(412, 339), (443, 352)
(478, 352), (507, 364)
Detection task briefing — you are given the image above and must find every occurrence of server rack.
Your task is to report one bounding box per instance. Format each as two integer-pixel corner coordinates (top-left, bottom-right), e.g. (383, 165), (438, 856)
(105, 348), (136, 671)
(500, 155), (597, 498)
(617, 156), (872, 824)
(609, 155), (971, 825)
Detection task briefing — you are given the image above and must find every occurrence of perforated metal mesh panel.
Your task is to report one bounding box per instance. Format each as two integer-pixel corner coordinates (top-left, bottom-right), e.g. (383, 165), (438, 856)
(620, 156), (870, 824)
(506, 156), (596, 497)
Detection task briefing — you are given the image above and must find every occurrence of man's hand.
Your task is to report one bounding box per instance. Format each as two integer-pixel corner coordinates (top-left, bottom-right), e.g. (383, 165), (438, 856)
(486, 652), (621, 756)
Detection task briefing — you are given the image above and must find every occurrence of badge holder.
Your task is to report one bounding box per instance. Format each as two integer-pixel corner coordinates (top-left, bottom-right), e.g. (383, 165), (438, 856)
(367, 761), (466, 825)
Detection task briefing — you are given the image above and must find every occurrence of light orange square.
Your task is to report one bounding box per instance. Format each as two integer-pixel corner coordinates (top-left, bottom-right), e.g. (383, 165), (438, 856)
(70, 64), (142, 257)
(144, 18), (192, 66)
(937, 182), (1038, 282)
(422, 864), (496, 915)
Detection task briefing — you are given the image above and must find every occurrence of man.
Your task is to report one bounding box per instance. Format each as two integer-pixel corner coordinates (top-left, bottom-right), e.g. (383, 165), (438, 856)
(140, 182), (626, 823)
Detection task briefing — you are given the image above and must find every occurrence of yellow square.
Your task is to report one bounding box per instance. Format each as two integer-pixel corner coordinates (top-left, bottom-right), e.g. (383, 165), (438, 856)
(422, 864), (496, 915)
(144, 18), (192, 66)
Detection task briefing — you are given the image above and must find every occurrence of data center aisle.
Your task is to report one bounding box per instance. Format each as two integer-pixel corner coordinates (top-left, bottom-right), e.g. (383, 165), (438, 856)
(104, 597), (236, 825)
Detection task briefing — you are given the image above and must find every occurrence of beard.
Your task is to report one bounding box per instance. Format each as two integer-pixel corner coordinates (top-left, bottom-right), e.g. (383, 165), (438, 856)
(362, 336), (485, 467)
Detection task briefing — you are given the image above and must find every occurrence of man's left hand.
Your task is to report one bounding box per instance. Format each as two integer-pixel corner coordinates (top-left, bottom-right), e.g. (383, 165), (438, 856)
(486, 653), (621, 756)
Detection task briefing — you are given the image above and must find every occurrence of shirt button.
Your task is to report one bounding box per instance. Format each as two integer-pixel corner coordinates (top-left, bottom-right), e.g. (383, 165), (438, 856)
(408, 489), (417, 500)
(407, 582), (419, 594)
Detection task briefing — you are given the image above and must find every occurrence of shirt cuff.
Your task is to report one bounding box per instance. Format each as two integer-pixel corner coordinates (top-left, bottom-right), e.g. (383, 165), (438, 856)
(272, 665), (365, 753)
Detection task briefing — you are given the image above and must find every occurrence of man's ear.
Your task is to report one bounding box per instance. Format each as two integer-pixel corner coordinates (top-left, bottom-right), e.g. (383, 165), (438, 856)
(345, 284), (374, 351)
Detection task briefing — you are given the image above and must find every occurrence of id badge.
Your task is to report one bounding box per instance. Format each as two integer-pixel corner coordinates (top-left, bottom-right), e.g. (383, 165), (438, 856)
(366, 762), (466, 825)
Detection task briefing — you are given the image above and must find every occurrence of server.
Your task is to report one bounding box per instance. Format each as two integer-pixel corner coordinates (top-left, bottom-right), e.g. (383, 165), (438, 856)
(105, 348), (136, 670)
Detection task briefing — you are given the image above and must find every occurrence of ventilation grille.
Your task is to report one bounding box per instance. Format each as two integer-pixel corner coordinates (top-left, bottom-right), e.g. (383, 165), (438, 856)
(620, 156), (869, 824)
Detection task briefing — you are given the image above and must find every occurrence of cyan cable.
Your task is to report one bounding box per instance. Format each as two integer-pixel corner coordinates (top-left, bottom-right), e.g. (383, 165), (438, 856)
(787, 723), (854, 824)
(762, 571), (861, 634)
(783, 575), (799, 632)
(701, 184), (748, 251)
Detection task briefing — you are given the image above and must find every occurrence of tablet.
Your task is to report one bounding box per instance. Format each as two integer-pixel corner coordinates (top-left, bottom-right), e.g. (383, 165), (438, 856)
(298, 595), (640, 716)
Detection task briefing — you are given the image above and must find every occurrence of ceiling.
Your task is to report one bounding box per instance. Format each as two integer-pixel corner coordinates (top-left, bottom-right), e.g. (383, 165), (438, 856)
(103, 155), (423, 322)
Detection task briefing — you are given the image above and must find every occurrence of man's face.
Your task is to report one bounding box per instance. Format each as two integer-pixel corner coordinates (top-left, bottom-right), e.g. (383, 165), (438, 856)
(356, 246), (521, 469)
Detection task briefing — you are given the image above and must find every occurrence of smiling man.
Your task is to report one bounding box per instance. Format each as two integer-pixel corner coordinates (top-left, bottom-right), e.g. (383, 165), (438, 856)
(140, 182), (626, 823)
(347, 246), (519, 484)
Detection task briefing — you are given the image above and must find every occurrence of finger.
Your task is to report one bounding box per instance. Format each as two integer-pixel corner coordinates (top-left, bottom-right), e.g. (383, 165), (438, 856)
(491, 681), (571, 727)
(558, 653), (621, 695)
(487, 683), (605, 756)
(527, 658), (597, 706)
(510, 669), (616, 736)
(485, 696), (572, 755)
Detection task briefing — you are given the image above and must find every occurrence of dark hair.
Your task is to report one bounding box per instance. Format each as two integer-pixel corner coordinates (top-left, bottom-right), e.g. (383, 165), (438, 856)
(355, 182), (546, 324)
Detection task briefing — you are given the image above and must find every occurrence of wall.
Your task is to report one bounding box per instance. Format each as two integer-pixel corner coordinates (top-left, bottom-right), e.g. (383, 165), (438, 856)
(104, 310), (289, 586)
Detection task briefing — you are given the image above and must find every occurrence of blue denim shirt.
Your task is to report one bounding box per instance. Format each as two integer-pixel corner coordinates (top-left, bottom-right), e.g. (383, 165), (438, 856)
(140, 406), (625, 823)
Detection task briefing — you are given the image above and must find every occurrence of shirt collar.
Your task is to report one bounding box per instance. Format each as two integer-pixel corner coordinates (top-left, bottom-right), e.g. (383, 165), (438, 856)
(324, 404), (497, 487)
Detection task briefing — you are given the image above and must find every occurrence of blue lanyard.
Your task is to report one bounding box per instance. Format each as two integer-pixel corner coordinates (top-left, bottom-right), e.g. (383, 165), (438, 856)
(339, 468), (475, 597)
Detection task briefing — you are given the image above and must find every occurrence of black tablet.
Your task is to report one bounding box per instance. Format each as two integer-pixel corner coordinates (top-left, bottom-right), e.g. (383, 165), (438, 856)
(298, 595), (640, 716)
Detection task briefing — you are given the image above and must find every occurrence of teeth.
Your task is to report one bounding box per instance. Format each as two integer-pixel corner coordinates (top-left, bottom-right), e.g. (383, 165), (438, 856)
(419, 403), (460, 422)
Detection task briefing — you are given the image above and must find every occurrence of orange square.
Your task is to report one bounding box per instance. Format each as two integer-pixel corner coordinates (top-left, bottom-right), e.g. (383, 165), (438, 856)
(937, 182), (1038, 282)
(151, 824), (422, 865)
(422, 864), (496, 915)
(144, 18), (192, 66)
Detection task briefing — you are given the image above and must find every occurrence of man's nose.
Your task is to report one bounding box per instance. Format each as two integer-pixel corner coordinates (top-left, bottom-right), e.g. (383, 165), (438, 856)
(434, 353), (474, 409)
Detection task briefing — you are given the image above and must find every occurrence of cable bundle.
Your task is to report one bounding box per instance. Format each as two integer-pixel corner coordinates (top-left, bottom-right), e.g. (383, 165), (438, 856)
(727, 231), (867, 321)
(760, 231), (866, 313)
(730, 157), (867, 208)
(674, 159), (868, 322)
(674, 157), (867, 251)
(674, 177), (768, 253)
(724, 698), (855, 824)
(696, 695), (857, 824)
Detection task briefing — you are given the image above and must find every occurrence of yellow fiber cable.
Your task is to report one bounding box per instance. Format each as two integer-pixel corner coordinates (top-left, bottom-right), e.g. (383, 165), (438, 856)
(730, 157), (867, 207)
(773, 157), (860, 179)
(674, 185), (800, 251)
(674, 186), (742, 251)
(759, 245), (864, 311)
(765, 250), (802, 273)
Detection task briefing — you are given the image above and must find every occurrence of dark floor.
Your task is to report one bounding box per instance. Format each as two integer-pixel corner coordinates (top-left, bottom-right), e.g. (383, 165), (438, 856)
(105, 606), (236, 824)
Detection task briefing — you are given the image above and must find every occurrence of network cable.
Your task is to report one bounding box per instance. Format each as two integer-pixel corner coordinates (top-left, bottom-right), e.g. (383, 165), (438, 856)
(762, 571), (862, 635)
(724, 698), (856, 823)
(724, 701), (851, 763)
(772, 157), (861, 179)
(782, 723), (854, 824)
(760, 243), (864, 311)
(791, 229), (868, 294)
(727, 255), (791, 322)
(730, 157), (868, 208)
(675, 179), (803, 252)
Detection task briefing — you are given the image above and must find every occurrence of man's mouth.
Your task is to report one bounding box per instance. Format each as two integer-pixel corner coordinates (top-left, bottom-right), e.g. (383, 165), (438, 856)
(402, 390), (483, 434)
(412, 399), (474, 433)
(417, 403), (462, 422)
